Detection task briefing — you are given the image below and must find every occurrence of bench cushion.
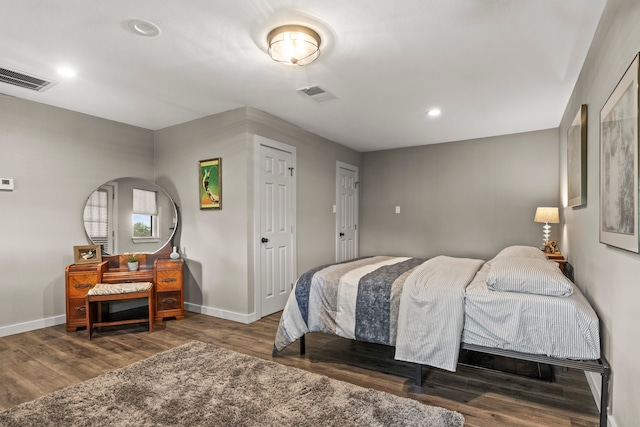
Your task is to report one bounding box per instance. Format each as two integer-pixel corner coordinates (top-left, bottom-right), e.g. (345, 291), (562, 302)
(88, 282), (153, 296)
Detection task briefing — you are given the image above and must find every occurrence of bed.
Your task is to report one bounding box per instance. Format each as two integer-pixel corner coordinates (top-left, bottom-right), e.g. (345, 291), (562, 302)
(272, 246), (610, 427)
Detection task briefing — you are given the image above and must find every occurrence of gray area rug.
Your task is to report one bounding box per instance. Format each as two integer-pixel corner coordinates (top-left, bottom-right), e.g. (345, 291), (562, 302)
(0, 341), (464, 426)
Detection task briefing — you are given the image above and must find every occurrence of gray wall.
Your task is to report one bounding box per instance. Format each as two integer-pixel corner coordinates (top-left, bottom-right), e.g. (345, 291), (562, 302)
(154, 107), (361, 321)
(0, 95), (154, 332)
(360, 129), (560, 260)
(558, 0), (640, 425)
(154, 108), (250, 317)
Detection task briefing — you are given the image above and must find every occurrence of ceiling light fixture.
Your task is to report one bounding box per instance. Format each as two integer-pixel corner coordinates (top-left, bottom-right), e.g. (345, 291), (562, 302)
(427, 108), (441, 117)
(267, 25), (321, 66)
(127, 19), (161, 37)
(57, 67), (77, 78)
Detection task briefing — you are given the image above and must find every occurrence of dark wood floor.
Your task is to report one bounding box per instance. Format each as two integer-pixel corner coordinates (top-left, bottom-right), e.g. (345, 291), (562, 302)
(0, 311), (599, 426)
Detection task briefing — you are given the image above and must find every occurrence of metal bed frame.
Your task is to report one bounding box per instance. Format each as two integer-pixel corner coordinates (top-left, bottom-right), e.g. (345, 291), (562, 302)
(298, 336), (610, 427)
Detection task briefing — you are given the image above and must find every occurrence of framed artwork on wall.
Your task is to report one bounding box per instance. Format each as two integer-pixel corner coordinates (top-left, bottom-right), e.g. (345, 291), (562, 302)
(567, 104), (587, 207)
(73, 245), (102, 264)
(600, 53), (639, 252)
(199, 158), (222, 210)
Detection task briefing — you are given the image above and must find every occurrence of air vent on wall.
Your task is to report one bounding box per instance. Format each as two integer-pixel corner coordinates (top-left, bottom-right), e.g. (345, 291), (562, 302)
(297, 85), (336, 103)
(0, 67), (57, 92)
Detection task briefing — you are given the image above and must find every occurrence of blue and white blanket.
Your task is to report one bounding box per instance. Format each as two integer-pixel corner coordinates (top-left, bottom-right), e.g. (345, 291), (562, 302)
(273, 255), (484, 372)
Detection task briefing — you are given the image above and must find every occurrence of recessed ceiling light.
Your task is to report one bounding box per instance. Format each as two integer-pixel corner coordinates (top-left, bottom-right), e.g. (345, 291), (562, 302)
(127, 19), (161, 37)
(57, 67), (77, 78)
(427, 108), (441, 117)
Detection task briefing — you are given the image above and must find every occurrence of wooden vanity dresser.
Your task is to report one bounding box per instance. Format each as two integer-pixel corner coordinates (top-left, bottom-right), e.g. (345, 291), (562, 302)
(65, 248), (184, 332)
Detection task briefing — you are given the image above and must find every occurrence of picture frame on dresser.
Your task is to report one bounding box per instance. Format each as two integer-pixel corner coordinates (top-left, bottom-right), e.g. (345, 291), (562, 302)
(199, 157), (222, 210)
(600, 53), (640, 253)
(544, 240), (559, 254)
(567, 104), (587, 207)
(73, 244), (102, 264)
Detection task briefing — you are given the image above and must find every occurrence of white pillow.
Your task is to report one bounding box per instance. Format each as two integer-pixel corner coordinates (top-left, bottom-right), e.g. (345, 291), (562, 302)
(486, 257), (573, 297)
(491, 245), (548, 261)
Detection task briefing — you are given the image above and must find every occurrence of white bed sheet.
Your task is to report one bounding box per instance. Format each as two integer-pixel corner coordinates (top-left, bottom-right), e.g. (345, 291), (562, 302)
(462, 263), (601, 360)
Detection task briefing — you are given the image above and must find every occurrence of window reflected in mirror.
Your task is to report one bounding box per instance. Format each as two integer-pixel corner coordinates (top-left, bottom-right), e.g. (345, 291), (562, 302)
(132, 188), (157, 239)
(133, 214), (152, 237)
(84, 186), (113, 254)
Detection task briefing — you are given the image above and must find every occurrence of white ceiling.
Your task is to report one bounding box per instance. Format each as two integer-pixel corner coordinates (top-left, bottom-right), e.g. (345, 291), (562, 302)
(0, 0), (606, 152)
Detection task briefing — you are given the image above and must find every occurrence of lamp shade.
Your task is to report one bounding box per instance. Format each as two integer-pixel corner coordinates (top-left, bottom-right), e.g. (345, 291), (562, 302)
(534, 207), (559, 224)
(267, 25), (321, 66)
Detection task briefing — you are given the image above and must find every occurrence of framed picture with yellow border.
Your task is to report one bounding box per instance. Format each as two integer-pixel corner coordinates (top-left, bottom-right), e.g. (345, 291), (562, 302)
(199, 158), (221, 210)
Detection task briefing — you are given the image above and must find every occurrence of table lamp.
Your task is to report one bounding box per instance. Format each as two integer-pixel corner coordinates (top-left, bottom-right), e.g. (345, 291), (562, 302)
(534, 207), (559, 246)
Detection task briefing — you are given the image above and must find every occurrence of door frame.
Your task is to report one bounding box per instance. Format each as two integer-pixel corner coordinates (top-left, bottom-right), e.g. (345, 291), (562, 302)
(335, 161), (359, 262)
(252, 135), (297, 320)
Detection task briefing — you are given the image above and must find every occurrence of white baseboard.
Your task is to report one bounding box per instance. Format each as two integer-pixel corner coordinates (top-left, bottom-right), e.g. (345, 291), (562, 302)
(584, 371), (618, 427)
(0, 315), (66, 338)
(0, 304), (260, 338)
(184, 302), (260, 324)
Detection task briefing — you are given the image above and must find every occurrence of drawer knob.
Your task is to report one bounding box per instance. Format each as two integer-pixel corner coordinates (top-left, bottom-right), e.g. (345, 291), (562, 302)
(161, 297), (177, 304)
(161, 277), (177, 283)
(75, 305), (86, 313)
(74, 283), (93, 289)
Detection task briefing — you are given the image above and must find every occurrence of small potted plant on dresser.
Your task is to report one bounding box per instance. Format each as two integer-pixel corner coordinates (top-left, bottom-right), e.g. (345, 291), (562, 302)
(127, 255), (139, 271)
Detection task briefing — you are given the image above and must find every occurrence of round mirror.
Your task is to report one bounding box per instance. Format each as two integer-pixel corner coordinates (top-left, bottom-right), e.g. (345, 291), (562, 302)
(83, 177), (178, 255)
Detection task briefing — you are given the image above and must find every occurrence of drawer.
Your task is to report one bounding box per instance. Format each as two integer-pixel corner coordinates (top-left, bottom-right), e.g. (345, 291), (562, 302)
(155, 259), (183, 271)
(156, 270), (182, 290)
(156, 291), (181, 311)
(68, 297), (88, 321)
(67, 273), (98, 297)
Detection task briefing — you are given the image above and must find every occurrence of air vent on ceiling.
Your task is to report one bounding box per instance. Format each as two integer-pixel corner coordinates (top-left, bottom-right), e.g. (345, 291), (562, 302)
(0, 67), (57, 92)
(297, 85), (336, 103)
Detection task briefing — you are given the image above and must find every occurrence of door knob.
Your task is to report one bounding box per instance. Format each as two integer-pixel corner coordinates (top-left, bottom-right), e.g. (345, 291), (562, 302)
(261, 237), (269, 243)
(339, 233), (345, 237)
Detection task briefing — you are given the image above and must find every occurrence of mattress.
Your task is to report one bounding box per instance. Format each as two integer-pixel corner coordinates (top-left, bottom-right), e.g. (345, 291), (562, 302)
(462, 263), (601, 360)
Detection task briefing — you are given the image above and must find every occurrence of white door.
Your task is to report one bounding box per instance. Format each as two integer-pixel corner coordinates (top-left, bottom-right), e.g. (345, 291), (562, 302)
(336, 162), (359, 262)
(259, 143), (296, 316)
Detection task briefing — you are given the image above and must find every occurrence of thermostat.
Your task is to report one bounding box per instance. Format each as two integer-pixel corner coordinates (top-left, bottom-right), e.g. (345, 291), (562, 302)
(0, 178), (14, 191)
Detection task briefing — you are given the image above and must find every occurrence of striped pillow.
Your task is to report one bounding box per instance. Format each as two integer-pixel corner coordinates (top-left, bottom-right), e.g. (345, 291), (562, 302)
(490, 245), (548, 261)
(486, 257), (573, 297)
